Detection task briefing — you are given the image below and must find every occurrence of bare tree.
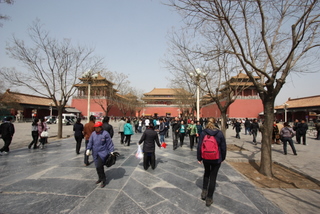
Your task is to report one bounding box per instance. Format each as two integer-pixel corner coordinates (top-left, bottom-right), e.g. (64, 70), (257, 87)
(165, 29), (251, 136)
(169, 0), (320, 177)
(1, 20), (103, 138)
(0, 0), (14, 27)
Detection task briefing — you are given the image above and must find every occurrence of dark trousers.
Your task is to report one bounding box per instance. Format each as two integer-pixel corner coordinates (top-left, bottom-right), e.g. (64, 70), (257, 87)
(96, 156), (106, 184)
(84, 140), (90, 165)
(120, 132), (125, 144)
(75, 135), (82, 154)
(235, 131), (240, 139)
(143, 152), (156, 170)
(124, 135), (131, 146)
(172, 131), (179, 149)
(296, 133), (306, 144)
(0, 137), (12, 152)
(39, 137), (48, 147)
(165, 129), (169, 138)
(29, 131), (39, 149)
(189, 135), (196, 150)
(203, 162), (221, 199)
(252, 130), (257, 143)
(179, 133), (185, 146)
(281, 137), (297, 155)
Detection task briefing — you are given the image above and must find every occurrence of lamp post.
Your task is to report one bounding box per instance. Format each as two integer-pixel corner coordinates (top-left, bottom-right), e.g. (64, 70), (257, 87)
(283, 103), (289, 122)
(82, 70), (98, 122)
(49, 102), (53, 118)
(190, 68), (205, 121)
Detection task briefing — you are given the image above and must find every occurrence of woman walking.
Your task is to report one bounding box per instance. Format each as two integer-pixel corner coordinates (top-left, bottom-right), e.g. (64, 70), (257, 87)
(187, 120), (198, 151)
(28, 118), (39, 149)
(197, 118), (227, 207)
(124, 118), (134, 146)
(178, 120), (186, 147)
(73, 118), (84, 154)
(280, 122), (297, 155)
(38, 118), (49, 149)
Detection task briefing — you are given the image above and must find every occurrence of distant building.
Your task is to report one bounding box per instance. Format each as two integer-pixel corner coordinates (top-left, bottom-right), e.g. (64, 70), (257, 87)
(201, 73), (263, 119)
(141, 88), (193, 118)
(275, 95), (320, 122)
(71, 72), (140, 118)
(0, 89), (80, 121)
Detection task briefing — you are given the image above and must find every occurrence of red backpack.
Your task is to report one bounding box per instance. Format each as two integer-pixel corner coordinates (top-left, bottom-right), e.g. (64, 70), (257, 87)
(201, 134), (220, 160)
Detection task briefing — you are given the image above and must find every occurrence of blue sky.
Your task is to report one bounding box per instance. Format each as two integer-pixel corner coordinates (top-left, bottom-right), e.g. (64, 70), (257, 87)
(1, 0), (319, 106)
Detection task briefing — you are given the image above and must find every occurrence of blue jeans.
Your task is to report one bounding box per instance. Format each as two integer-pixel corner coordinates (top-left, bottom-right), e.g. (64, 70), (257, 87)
(281, 137), (297, 154)
(159, 134), (165, 143)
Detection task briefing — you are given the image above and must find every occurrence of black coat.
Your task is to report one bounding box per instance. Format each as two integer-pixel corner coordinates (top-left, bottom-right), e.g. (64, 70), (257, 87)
(139, 128), (161, 153)
(73, 122), (84, 138)
(0, 122), (15, 138)
(102, 123), (114, 138)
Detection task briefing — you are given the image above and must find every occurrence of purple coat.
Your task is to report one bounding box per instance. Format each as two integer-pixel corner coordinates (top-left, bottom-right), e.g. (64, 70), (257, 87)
(87, 130), (114, 166)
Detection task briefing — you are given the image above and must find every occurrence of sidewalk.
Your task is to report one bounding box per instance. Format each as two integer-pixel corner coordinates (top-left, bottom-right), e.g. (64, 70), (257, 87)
(0, 122), (318, 213)
(225, 128), (320, 214)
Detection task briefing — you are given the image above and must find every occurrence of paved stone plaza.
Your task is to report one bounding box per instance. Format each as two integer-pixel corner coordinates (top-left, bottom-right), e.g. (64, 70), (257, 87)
(0, 122), (319, 213)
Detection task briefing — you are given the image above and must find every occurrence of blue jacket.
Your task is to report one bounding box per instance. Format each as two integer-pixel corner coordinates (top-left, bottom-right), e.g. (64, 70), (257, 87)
(124, 123), (134, 135)
(87, 130), (114, 166)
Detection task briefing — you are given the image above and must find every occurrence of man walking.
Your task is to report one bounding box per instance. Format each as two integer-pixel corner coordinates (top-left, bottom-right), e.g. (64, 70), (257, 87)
(118, 117), (126, 144)
(83, 115), (96, 166)
(171, 117), (180, 150)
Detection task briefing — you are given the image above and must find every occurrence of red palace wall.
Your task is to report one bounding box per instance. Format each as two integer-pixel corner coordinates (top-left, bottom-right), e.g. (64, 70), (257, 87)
(142, 106), (181, 117)
(201, 98), (263, 119)
(71, 98), (132, 117)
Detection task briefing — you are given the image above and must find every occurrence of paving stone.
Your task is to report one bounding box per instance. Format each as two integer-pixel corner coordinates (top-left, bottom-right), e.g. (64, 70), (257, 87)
(234, 181), (284, 214)
(157, 162), (199, 183)
(104, 166), (135, 189)
(121, 154), (142, 167)
(108, 191), (147, 213)
(145, 200), (189, 214)
(123, 178), (165, 209)
(70, 189), (119, 214)
(157, 172), (201, 196)
(131, 169), (164, 188)
(1, 178), (96, 196)
(0, 192), (83, 214)
(153, 186), (224, 214)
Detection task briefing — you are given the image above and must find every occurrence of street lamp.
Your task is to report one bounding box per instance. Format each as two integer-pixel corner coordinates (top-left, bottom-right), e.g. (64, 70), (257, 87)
(190, 68), (206, 121)
(283, 103), (289, 122)
(49, 102), (53, 118)
(82, 70), (98, 122)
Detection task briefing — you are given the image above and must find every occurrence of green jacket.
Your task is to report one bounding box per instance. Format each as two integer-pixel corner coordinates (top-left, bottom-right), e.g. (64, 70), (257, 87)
(187, 124), (198, 136)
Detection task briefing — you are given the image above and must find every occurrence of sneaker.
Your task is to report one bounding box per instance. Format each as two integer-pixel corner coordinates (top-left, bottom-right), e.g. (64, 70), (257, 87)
(95, 180), (102, 184)
(100, 183), (106, 188)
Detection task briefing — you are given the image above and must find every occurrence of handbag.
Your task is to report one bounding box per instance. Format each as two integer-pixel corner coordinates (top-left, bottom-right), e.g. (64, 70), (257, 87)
(135, 144), (143, 159)
(40, 130), (49, 137)
(105, 152), (120, 167)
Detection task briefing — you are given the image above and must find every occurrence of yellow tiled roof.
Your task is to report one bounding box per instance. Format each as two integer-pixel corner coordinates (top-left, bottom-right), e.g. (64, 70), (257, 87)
(143, 88), (192, 96)
(3, 89), (55, 106)
(275, 95), (320, 109)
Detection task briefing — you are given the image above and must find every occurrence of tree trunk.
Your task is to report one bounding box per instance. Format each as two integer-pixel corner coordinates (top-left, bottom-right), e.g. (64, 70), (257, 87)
(259, 97), (275, 177)
(57, 107), (63, 139)
(220, 110), (227, 137)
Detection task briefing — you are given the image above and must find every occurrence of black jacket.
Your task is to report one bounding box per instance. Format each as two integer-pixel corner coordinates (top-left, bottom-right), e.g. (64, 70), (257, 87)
(0, 121), (15, 138)
(171, 120), (180, 132)
(139, 128), (161, 153)
(102, 123), (114, 138)
(197, 128), (227, 163)
(73, 122), (84, 137)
